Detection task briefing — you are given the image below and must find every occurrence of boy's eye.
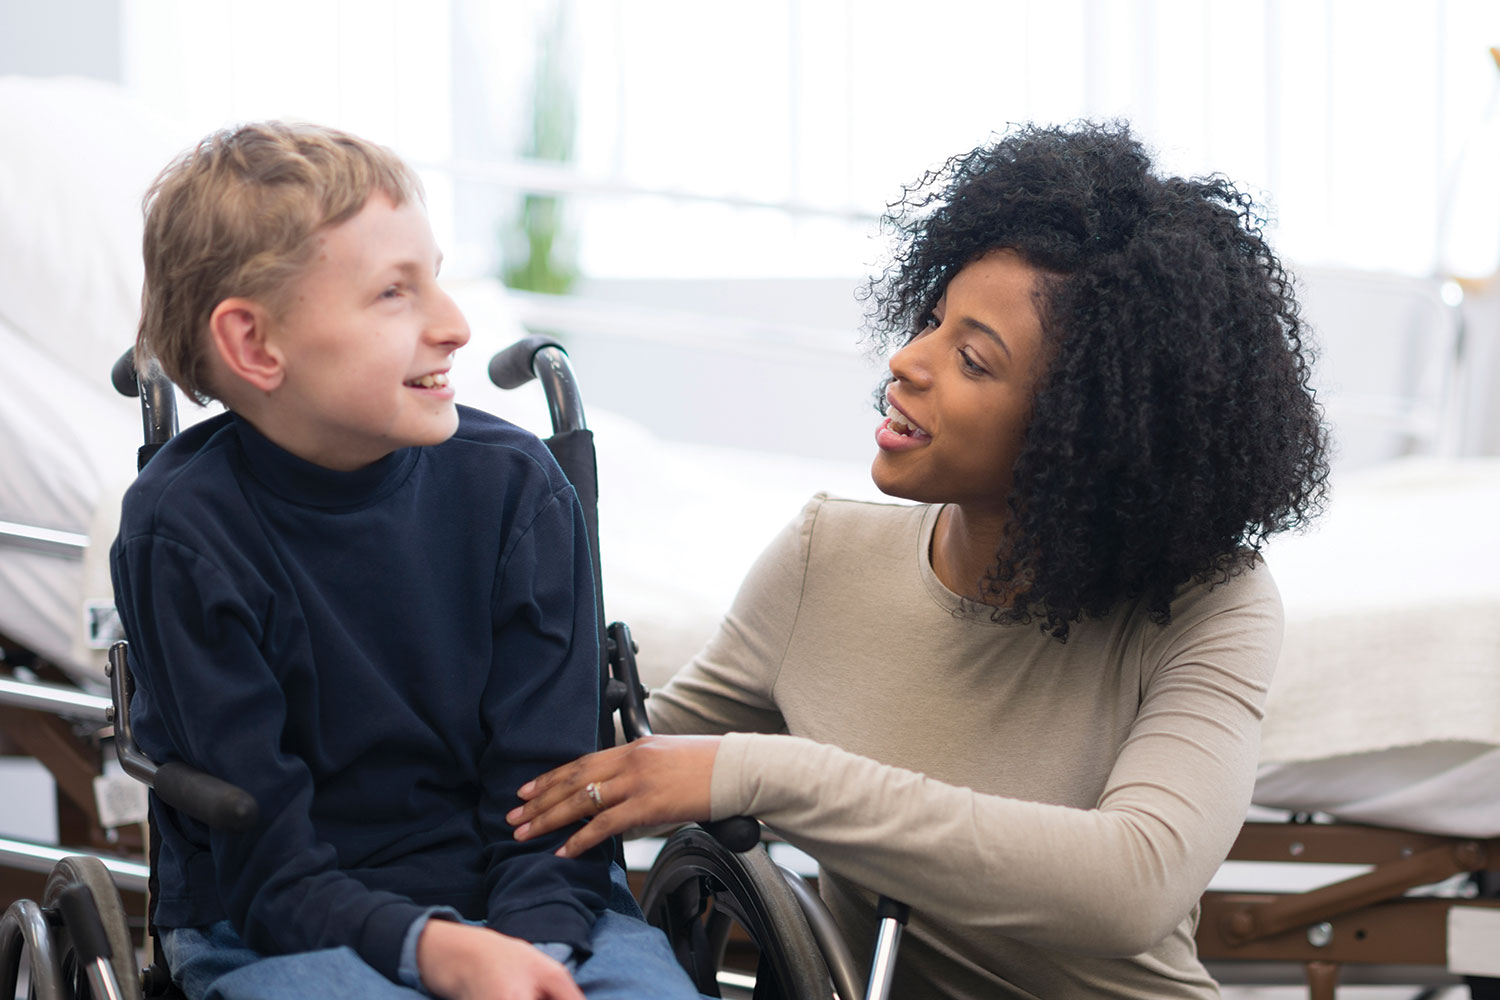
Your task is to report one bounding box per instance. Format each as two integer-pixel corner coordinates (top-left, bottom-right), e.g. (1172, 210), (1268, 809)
(380, 285), (402, 299)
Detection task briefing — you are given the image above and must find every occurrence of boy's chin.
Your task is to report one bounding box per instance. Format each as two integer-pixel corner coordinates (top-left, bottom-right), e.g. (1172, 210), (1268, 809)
(414, 411), (461, 447)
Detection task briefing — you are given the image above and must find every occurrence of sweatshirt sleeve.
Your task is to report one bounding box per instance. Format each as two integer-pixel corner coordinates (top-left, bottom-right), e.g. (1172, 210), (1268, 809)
(110, 533), (429, 982)
(476, 483), (609, 953)
(687, 501), (1283, 958)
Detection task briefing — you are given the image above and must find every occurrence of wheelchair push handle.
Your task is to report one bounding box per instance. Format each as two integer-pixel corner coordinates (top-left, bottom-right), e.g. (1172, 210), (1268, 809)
(112, 346), (179, 468)
(110, 348), (140, 398)
(489, 334), (563, 389)
(488, 335), (587, 437)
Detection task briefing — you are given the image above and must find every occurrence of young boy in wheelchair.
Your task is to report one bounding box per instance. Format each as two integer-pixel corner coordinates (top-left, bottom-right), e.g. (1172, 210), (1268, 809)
(110, 121), (701, 1000)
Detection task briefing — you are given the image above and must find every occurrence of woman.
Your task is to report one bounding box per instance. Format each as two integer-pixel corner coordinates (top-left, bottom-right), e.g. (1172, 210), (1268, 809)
(509, 121), (1328, 998)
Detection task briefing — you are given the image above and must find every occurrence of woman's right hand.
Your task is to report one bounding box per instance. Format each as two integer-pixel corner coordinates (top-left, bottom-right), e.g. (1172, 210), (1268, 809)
(417, 919), (583, 1000)
(508, 735), (722, 858)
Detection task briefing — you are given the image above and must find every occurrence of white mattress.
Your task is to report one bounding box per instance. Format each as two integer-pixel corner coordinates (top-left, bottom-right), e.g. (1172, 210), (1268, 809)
(0, 317), (139, 687)
(1251, 457), (1500, 835)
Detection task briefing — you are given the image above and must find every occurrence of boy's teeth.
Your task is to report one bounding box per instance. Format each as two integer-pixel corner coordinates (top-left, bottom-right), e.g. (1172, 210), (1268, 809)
(407, 372), (449, 388)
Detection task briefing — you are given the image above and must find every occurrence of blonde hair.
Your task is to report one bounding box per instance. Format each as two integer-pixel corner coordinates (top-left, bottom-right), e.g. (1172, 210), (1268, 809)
(138, 121), (423, 402)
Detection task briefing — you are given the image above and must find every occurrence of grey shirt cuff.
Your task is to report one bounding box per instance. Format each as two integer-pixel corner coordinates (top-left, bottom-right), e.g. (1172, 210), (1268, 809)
(397, 907), (465, 994)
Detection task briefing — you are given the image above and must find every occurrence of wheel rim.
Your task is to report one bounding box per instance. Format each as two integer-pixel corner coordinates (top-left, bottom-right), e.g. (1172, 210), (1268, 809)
(641, 826), (830, 1000)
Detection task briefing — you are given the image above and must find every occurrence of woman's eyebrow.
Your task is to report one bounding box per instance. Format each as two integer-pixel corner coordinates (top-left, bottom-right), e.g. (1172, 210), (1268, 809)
(959, 315), (1012, 359)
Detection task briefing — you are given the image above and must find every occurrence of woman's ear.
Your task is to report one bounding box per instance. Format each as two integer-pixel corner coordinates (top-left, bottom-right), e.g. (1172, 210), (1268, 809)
(209, 298), (284, 393)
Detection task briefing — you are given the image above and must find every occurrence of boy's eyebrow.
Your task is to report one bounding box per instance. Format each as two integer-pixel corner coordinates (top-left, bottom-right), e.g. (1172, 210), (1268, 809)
(959, 315), (1012, 359)
(385, 254), (443, 276)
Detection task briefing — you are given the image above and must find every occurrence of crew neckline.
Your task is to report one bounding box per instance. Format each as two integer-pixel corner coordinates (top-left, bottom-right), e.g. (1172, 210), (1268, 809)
(915, 503), (1029, 625)
(231, 413), (418, 510)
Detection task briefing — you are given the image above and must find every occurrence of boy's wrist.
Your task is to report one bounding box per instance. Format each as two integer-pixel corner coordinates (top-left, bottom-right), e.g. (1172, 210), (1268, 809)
(400, 907), (464, 994)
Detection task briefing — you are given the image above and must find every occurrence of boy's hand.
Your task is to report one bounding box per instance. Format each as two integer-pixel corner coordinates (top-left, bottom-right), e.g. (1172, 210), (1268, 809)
(508, 735), (720, 858)
(417, 919), (583, 1000)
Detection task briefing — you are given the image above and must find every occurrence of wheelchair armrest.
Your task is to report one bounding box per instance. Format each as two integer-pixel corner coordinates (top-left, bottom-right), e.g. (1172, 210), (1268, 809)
(107, 641), (260, 833)
(605, 622), (760, 853)
(700, 816), (760, 853)
(153, 762), (260, 833)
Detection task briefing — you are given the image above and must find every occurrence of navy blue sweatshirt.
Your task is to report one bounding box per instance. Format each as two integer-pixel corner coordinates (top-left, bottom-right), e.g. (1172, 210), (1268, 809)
(110, 406), (610, 983)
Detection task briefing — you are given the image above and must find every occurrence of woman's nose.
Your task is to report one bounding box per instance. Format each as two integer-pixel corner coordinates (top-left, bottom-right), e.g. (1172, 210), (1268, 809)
(888, 335), (932, 387)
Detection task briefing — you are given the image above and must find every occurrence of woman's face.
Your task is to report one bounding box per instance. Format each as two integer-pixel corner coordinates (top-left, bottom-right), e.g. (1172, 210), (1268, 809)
(872, 249), (1047, 513)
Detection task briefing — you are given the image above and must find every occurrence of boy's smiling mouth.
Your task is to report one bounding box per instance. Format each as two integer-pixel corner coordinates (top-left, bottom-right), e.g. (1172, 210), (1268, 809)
(404, 371), (450, 389)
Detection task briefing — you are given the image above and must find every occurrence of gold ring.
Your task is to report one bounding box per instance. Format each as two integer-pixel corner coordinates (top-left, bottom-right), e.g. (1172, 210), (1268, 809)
(585, 781), (604, 813)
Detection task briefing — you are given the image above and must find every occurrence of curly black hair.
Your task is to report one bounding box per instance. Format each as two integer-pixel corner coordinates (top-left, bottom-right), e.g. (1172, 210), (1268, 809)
(863, 121), (1329, 639)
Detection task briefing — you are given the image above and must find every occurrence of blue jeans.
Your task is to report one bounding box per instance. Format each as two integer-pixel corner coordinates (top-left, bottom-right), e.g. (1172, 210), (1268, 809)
(162, 866), (705, 1000)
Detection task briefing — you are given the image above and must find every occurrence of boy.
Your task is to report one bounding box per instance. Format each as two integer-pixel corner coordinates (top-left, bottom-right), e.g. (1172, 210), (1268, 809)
(111, 122), (701, 1000)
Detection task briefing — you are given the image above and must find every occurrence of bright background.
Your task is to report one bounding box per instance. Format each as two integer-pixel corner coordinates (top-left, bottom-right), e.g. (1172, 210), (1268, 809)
(85, 0), (1500, 281)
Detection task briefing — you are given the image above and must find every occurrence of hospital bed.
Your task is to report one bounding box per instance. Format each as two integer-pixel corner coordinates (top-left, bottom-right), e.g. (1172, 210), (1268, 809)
(2, 74), (1498, 997)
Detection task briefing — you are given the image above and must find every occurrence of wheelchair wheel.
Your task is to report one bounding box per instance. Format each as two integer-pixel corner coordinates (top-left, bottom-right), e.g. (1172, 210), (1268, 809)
(640, 825), (831, 1000)
(43, 856), (142, 1000)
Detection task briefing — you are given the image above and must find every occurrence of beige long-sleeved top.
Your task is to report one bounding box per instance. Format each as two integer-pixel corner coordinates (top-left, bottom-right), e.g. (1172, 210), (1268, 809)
(647, 495), (1282, 999)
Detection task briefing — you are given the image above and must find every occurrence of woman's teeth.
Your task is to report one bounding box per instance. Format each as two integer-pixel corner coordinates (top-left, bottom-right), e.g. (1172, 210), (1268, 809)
(888, 410), (927, 437)
(406, 373), (449, 388)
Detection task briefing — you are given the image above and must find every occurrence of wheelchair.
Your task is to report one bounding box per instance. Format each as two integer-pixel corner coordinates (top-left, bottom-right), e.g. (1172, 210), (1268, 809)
(1, 338), (904, 1000)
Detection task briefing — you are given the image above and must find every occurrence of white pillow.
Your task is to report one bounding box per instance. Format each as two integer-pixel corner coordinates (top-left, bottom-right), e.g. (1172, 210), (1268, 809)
(0, 75), (194, 390)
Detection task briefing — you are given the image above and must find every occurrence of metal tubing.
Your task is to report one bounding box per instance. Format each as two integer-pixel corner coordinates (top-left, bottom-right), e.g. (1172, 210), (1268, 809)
(0, 899), (66, 1000)
(778, 865), (864, 1000)
(531, 347), (586, 433)
(108, 641), (160, 786)
(0, 676), (112, 722)
(0, 838), (149, 892)
(864, 916), (905, 1000)
(138, 359), (178, 448)
(85, 954), (127, 1000)
(0, 520), (88, 558)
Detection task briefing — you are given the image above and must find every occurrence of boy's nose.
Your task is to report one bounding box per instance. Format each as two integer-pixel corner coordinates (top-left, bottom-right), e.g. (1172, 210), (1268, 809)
(430, 290), (471, 349)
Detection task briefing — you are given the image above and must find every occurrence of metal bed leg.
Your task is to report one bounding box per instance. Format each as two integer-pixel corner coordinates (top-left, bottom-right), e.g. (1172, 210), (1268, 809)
(1303, 959), (1340, 1000)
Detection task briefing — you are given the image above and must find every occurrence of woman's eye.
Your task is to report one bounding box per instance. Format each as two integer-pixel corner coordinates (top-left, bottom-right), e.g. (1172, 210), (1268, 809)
(380, 285), (402, 300)
(922, 313), (940, 331)
(959, 347), (987, 374)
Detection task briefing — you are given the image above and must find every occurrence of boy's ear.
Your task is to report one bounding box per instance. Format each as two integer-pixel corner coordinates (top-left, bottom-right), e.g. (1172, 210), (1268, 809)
(210, 298), (284, 393)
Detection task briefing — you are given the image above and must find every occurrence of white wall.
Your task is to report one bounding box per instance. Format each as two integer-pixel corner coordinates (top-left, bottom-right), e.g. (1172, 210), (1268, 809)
(0, 0), (120, 81)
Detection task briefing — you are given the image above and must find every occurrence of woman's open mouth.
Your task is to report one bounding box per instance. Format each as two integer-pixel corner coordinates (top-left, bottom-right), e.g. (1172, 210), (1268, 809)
(875, 405), (930, 451)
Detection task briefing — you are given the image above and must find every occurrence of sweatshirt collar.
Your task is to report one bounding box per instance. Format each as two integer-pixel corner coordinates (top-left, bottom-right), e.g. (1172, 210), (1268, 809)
(231, 413), (418, 509)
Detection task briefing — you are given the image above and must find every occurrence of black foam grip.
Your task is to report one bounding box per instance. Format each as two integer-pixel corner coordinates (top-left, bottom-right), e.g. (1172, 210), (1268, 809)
(57, 885), (113, 962)
(701, 816), (760, 853)
(488, 335), (567, 390)
(111, 348), (139, 398)
(155, 761), (260, 832)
